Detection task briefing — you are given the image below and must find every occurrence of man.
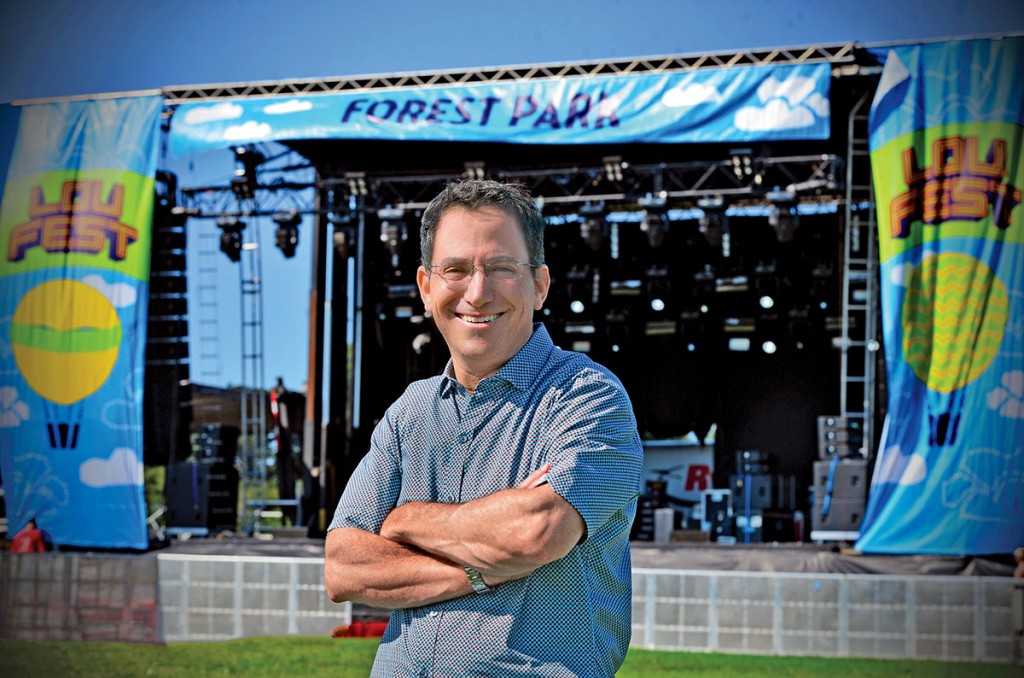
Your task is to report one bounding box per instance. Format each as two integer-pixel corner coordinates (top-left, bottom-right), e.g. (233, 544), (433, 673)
(325, 179), (643, 677)
(10, 518), (47, 553)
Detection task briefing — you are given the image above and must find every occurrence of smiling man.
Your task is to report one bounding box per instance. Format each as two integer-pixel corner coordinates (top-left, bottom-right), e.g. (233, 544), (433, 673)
(324, 179), (643, 678)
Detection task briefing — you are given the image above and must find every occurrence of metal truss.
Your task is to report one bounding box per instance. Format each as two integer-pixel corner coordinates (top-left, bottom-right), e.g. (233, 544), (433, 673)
(178, 153), (843, 220)
(162, 43), (862, 104)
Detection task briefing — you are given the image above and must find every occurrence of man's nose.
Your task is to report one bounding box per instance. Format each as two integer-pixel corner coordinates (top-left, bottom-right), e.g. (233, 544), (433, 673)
(461, 267), (493, 302)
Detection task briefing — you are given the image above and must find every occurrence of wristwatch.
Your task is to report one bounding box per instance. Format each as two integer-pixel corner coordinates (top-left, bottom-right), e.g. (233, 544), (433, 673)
(463, 566), (494, 594)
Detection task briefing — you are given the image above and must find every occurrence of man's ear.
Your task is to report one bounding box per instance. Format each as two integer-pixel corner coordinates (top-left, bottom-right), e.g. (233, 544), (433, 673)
(533, 264), (551, 310)
(416, 265), (432, 311)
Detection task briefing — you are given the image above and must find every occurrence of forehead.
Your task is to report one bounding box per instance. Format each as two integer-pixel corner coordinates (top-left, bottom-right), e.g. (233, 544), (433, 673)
(433, 205), (528, 253)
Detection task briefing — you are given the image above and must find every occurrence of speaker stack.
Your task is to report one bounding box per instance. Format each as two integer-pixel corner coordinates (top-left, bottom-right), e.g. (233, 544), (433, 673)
(728, 450), (800, 543)
(165, 424), (240, 536)
(811, 416), (868, 539)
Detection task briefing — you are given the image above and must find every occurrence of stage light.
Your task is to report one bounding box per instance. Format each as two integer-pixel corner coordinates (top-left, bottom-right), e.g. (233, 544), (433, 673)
(272, 211), (301, 258)
(767, 189), (799, 242)
(216, 216), (245, 263)
(345, 171), (368, 197)
(698, 195), (729, 256)
(231, 145), (265, 201)
(729, 147), (761, 184)
(759, 295), (775, 309)
(640, 209), (667, 248)
(602, 155), (625, 182)
(378, 207), (407, 267)
(728, 337), (751, 351)
(580, 217), (606, 251)
(651, 298), (665, 312)
(762, 340), (778, 354)
(463, 161), (486, 180)
(570, 300), (585, 314)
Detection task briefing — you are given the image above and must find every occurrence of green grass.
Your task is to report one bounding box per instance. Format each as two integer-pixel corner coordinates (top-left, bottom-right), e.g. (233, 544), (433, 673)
(1, 637), (1018, 677)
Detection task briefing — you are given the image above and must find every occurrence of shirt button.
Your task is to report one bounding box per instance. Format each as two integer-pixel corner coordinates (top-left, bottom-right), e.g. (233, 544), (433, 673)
(457, 433), (469, 443)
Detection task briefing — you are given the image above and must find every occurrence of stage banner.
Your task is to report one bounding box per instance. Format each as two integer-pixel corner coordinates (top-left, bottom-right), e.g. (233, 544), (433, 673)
(0, 95), (162, 550)
(168, 62), (830, 156)
(857, 37), (1024, 556)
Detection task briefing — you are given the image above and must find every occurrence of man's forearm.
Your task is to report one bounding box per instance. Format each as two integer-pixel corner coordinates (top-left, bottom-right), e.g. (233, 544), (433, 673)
(380, 484), (584, 577)
(324, 526), (473, 608)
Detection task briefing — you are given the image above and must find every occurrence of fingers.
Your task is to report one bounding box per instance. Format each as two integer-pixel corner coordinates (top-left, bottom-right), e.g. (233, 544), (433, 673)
(518, 463), (552, 489)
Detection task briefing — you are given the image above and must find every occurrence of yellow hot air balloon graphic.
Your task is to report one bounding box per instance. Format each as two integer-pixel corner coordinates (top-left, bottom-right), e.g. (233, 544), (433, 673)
(901, 252), (1009, 445)
(11, 279), (122, 448)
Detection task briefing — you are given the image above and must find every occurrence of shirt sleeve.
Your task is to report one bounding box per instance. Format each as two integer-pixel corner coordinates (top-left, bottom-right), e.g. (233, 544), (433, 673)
(327, 407), (403, 534)
(543, 366), (644, 540)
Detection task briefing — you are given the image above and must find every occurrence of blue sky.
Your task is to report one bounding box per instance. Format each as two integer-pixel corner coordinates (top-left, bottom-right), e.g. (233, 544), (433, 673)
(1, 0), (1022, 391)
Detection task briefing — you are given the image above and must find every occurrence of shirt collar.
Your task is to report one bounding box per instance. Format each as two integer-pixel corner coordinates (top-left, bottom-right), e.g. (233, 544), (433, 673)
(439, 323), (553, 395)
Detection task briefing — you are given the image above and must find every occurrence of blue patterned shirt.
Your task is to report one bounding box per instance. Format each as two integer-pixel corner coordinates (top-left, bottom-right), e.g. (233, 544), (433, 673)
(329, 324), (643, 677)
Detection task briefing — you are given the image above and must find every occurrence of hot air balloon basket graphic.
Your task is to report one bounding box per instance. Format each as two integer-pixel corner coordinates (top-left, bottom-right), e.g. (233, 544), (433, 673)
(10, 279), (122, 450)
(901, 252), (1009, 448)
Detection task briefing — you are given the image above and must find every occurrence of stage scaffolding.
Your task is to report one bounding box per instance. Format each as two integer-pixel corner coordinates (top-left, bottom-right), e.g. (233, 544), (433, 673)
(161, 41), (886, 533)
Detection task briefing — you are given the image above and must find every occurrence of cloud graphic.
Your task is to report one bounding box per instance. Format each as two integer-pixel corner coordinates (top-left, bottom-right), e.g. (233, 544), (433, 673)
(898, 453), (927, 485)
(183, 102), (244, 125)
(661, 83), (721, 108)
(757, 75), (817, 106)
(987, 370), (1024, 419)
(872, 443), (905, 483)
(264, 99), (313, 115)
(80, 448), (144, 488)
(0, 386), (29, 427)
(82, 274), (136, 308)
(735, 99), (814, 131)
(223, 121), (272, 141)
(803, 92), (830, 117)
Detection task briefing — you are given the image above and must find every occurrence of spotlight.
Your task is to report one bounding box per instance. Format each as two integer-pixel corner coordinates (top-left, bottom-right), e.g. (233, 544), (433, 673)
(345, 172), (368, 197)
(759, 295), (775, 309)
(570, 300), (586, 314)
(767, 189), (799, 242)
(602, 155), (625, 182)
(272, 211), (301, 258)
(231, 145), (264, 201)
(463, 161), (486, 180)
(216, 216), (245, 263)
(697, 195), (729, 256)
(762, 340), (778, 354)
(580, 217), (606, 251)
(640, 210), (667, 248)
(378, 207), (407, 267)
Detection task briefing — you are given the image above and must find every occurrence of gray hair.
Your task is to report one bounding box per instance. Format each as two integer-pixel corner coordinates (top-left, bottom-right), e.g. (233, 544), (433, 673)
(419, 179), (545, 267)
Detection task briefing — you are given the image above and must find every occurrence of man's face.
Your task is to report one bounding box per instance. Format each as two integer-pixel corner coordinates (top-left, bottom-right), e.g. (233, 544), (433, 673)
(417, 206), (550, 385)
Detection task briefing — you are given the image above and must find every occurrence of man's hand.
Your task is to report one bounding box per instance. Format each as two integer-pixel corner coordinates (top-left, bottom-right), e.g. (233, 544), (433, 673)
(379, 462), (585, 580)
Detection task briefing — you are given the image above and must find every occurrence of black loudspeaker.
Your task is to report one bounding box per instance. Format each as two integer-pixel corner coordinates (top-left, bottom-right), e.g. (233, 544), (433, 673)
(165, 461), (238, 533)
(194, 424), (240, 464)
(630, 496), (656, 541)
(143, 362), (191, 466)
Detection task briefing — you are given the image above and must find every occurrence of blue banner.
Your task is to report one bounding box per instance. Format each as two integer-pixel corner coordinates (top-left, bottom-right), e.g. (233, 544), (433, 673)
(857, 37), (1024, 556)
(0, 96), (162, 550)
(169, 63), (831, 156)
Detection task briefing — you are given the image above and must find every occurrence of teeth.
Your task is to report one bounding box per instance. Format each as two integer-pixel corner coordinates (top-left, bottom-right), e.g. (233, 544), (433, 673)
(459, 313), (500, 323)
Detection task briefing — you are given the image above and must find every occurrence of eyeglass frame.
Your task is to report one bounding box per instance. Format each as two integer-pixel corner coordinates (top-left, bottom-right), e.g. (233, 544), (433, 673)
(424, 257), (542, 284)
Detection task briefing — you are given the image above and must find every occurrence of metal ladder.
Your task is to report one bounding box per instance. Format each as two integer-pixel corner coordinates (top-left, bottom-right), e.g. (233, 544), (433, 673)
(237, 211), (270, 534)
(839, 92), (880, 459)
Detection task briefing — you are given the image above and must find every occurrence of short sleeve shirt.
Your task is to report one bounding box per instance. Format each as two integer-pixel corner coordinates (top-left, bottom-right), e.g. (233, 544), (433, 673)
(329, 324), (644, 678)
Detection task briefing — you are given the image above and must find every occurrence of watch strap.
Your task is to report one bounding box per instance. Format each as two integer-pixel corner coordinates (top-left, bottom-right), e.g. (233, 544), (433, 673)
(463, 566), (493, 593)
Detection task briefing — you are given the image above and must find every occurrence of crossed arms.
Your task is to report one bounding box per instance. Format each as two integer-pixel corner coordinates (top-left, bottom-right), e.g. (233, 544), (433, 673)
(324, 464), (586, 609)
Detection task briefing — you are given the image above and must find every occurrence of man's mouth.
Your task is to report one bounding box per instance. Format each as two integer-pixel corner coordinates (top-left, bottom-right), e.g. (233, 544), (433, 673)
(457, 313), (502, 324)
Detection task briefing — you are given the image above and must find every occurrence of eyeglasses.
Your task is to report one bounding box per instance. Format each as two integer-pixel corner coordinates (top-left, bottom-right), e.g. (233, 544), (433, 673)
(427, 258), (538, 284)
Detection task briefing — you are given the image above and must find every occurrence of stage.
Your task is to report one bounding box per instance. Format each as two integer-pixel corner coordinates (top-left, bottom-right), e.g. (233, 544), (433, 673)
(158, 533), (1017, 578)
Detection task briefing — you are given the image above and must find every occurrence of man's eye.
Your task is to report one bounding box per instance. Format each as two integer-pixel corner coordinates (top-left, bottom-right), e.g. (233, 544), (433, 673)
(490, 264), (517, 275)
(443, 265), (470, 276)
